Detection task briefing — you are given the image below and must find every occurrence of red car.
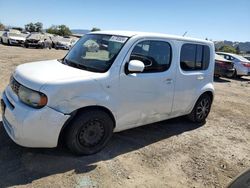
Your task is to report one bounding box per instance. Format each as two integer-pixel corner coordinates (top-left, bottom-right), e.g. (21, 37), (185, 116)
(214, 54), (235, 78)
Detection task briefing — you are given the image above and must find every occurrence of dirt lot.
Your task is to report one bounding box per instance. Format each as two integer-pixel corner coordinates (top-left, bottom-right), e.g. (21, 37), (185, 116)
(0, 45), (249, 188)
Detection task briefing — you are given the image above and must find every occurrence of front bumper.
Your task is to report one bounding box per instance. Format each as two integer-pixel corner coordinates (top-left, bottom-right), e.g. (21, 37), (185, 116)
(9, 39), (24, 46)
(1, 86), (70, 148)
(25, 42), (43, 47)
(55, 44), (70, 50)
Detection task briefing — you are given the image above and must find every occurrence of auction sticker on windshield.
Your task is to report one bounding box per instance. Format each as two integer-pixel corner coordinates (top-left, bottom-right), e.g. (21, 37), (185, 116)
(109, 36), (128, 43)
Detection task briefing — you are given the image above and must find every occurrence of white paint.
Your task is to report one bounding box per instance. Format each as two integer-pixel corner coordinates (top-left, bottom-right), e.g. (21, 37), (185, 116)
(1, 30), (215, 148)
(216, 52), (250, 76)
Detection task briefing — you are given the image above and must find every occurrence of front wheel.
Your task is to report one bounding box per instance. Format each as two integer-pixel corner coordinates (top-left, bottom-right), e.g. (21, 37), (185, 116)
(65, 110), (114, 155)
(188, 94), (212, 123)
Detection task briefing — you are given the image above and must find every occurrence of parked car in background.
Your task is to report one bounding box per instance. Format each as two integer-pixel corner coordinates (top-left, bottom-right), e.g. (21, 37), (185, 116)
(216, 52), (250, 78)
(1, 31), (26, 46)
(54, 37), (73, 50)
(25, 33), (52, 49)
(1, 31), (215, 155)
(243, 55), (250, 61)
(50, 35), (61, 48)
(214, 54), (235, 78)
(0, 30), (5, 43)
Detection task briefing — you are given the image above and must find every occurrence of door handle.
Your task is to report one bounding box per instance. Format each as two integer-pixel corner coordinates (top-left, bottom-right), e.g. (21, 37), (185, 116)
(165, 78), (173, 84)
(197, 75), (204, 80)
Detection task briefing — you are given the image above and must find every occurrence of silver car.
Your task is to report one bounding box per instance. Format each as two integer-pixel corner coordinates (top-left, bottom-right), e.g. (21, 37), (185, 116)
(216, 52), (250, 78)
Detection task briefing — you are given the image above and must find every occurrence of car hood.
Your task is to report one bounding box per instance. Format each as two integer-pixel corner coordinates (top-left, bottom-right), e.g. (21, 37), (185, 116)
(14, 59), (101, 91)
(58, 41), (71, 46)
(9, 36), (25, 41)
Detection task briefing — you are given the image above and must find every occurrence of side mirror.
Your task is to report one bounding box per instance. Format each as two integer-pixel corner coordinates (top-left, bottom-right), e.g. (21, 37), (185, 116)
(127, 60), (145, 74)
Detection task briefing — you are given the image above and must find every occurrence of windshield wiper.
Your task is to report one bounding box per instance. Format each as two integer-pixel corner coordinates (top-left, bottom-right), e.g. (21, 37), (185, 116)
(63, 59), (93, 71)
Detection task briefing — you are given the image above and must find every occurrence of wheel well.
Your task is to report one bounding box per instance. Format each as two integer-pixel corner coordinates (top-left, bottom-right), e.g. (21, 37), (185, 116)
(201, 91), (214, 102)
(58, 105), (116, 146)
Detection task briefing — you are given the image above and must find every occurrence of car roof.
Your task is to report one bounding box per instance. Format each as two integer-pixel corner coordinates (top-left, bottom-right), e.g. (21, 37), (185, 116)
(217, 52), (250, 62)
(215, 54), (232, 62)
(90, 30), (213, 44)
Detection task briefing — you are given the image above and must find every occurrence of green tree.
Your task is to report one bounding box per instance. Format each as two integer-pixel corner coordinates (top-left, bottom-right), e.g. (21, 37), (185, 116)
(235, 45), (240, 54)
(25, 22), (43, 32)
(25, 23), (35, 32)
(91, 27), (101, 32)
(46, 25), (58, 35)
(0, 22), (5, 30)
(218, 45), (237, 54)
(11, 27), (23, 32)
(34, 22), (43, 32)
(47, 25), (72, 36)
(57, 25), (71, 36)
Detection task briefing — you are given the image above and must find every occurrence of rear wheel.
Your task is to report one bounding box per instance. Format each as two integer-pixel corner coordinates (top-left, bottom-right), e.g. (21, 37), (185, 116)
(188, 94), (212, 123)
(66, 110), (114, 155)
(227, 70), (236, 78)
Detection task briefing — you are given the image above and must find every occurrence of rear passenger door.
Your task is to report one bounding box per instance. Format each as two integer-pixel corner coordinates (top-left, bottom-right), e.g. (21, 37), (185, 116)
(173, 43), (211, 115)
(118, 39), (176, 129)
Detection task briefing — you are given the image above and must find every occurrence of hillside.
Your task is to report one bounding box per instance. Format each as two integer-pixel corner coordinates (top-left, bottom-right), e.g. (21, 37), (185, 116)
(71, 29), (90, 35)
(214, 41), (250, 52)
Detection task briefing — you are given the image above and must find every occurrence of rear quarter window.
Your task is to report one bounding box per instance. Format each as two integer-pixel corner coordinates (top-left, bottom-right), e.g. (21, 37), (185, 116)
(180, 43), (210, 71)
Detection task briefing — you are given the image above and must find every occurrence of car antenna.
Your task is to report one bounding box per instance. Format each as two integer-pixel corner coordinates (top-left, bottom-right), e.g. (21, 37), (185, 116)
(182, 31), (188, 37)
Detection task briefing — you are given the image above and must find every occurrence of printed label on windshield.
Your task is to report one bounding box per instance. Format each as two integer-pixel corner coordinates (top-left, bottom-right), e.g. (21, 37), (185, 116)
(109, 36), (128, 43)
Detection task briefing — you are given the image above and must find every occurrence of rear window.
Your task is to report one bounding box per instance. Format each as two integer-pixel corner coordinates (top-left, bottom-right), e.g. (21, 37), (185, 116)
(180, 44), (210, 71)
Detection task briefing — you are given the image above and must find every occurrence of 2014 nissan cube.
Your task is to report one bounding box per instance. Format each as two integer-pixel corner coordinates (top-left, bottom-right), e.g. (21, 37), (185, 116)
(1, 31), (215, 155)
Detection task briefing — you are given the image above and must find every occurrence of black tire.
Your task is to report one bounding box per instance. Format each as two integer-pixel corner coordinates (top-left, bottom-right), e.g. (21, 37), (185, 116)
(187, 94), (212, 123)
(227, 70), (236, 78)
(65, 110), (114, 155)
(40, 43), (45, 49)
(214, 74), (220, 79)
(7, 39), (10, 45)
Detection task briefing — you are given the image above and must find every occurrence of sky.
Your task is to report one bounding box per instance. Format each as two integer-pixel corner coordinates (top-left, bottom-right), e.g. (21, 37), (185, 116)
(0, 0), (249, 42)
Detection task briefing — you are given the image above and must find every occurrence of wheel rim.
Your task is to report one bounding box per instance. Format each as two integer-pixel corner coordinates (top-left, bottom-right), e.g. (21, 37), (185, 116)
(196, 98), (210, 120)
(78, 119), (105, 147)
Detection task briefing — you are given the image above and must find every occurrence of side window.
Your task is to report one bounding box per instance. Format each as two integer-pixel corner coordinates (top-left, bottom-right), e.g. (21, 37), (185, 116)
(180, 43), (210, 71)
(224, 55), (230, 60)
(130, 40), (172, 73)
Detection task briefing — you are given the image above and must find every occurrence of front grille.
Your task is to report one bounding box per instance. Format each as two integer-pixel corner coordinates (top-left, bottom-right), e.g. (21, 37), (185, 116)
(27, 39), (39, 43)
(10, 76), (21, 95)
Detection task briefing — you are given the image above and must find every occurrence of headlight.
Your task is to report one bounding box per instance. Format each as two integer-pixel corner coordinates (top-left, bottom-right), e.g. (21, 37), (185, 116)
(18, 85), (47, 108)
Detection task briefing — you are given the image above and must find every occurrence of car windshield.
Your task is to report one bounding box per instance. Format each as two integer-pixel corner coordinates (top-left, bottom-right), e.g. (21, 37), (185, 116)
(27, 33), (42, 40)
(9, 33), (22, 37)
(60, 38), (71, 42)
(63, 34), (129, 72)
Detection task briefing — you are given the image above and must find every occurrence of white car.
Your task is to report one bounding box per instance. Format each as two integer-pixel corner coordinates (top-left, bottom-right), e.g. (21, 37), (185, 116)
(54, 37), (74, 50)
(216, 52), (250, 78)
(1, 32), (26, 46)
(1, 31), (215, 155)
(0, 30), (6, 43)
